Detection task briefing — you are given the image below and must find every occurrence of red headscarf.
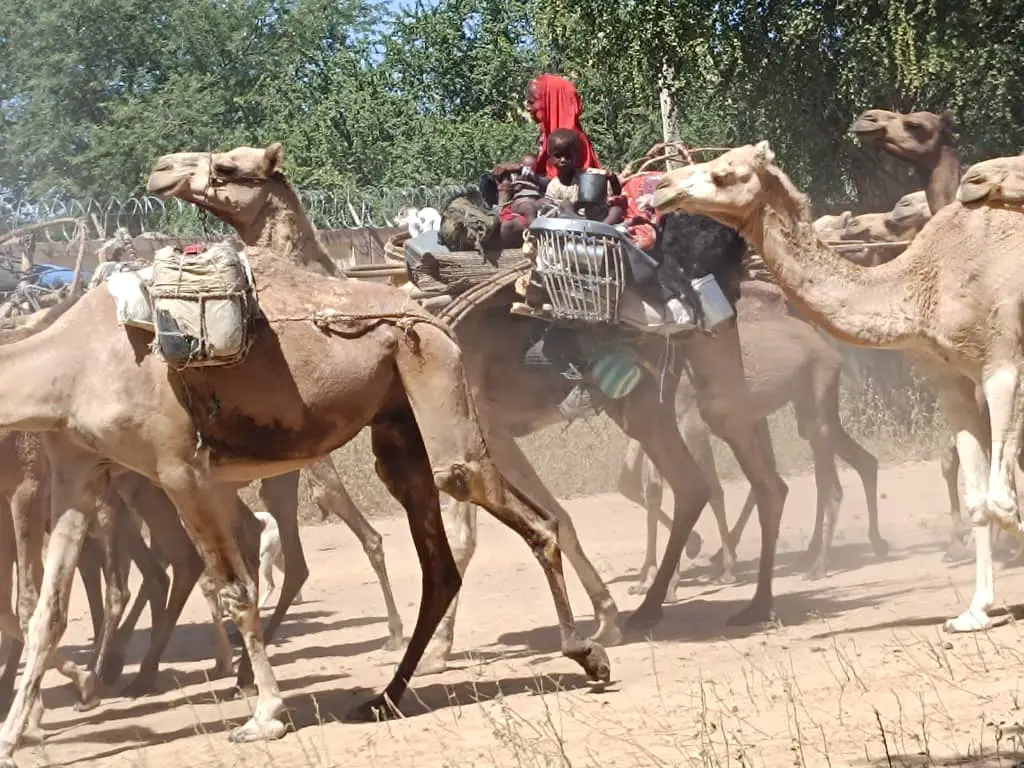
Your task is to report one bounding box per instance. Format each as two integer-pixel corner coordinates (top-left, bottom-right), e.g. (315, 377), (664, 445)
(529, 74), (602, 179)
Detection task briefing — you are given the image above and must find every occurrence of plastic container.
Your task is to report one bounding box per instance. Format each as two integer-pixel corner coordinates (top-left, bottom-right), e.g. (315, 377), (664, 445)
(691, 273), (735, 330)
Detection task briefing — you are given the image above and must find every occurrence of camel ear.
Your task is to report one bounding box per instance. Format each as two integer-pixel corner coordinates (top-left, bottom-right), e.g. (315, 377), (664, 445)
(939, 109), (955, 129)
(838, 210), (853, 227)
(753, 140), (775, 169)
(264, 142), (284, 174)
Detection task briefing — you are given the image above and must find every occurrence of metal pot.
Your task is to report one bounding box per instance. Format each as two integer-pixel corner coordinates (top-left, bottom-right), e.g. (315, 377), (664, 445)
(577, 170), (608, 205)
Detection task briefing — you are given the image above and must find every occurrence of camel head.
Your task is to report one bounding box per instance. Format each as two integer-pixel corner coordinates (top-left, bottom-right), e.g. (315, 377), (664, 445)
(849, 108), (956, 161)
(146, 143), (287, 238)
(652, 142), (809, 228)
(886, 190), (931, 231)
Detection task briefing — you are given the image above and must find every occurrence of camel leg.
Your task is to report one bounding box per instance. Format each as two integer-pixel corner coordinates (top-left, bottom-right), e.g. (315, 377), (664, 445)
(350, 332), (609, 720)
(104, 510), (171, 689)
(159, 473), (285, 743)
(81, 493), (131, 707)
(600, 378), (713, 632)
(680, 405), (736, 584)
(618, 439), (660, 592)
(940, 438), (971, 562)
(0, 442), (102, 763)
(198, 571), (236, 678)
(715, 418), (788, 625)
(76, 538), (105, 646)
(617, 438), (700, 594)
(983, 362), (1024, 535)
(413, 499), (476, 676)
(0, 500), (21, 716)
(829, 416), (885, 558)
(232, 473), (306, 691)
(416, 427), (621, 677)
(9, 463), (95, 715)
(938, 374), (997, 633)
(306, 458), (403, 651)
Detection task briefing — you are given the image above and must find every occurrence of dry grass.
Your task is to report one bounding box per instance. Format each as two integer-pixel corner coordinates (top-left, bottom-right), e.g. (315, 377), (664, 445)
(240, 343), (948, 524)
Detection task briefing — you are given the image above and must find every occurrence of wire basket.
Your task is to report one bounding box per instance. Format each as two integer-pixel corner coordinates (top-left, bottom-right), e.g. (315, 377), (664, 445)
(528, 217), (635, 323)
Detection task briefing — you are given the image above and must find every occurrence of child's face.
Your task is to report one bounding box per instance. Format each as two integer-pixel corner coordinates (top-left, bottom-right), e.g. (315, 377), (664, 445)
(549, 143), (580, 174)
(520, 154), (536, 170)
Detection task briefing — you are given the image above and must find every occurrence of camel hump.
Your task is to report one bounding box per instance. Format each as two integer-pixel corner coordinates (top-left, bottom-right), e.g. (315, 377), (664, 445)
(957, 155), (1024, 207)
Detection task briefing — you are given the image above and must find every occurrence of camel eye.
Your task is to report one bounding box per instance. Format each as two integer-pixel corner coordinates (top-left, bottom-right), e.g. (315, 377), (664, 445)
(213, 161), (237, 177)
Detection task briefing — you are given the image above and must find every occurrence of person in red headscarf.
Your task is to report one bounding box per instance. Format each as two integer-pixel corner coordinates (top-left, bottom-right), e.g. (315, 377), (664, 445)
(524, 73), (602, 179)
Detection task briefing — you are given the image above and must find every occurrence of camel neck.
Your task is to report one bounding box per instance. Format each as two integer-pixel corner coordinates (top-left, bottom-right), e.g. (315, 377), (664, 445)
(739, 178), (922, 348)
(242, 190), (343, 278)
(0, 319), (73, 432)
(920, 144), (961, 214)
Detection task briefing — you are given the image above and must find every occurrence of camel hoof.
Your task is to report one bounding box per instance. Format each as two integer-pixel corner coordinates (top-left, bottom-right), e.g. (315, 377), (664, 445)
(566, 640), (611, 683)
(684, 531), (703, 560)
(100, 652), (126, 686)
(715, 569), (738, 585)
(625, 604), (663, 633)
(804, 564), (827, 581)
(348, 695), (400, 723)
(726, 602), (774, 627)
(871, 537), (890, 559)
(414, 653), (449, 677)
(122, 672), (159, 698)
(382, 634), (405, 653)
(228, 716), (287, 743)
(943, 609), (1009, 633)
(626, 581), (652, 597)
(943, 539), (974, 564)
(72, 697), (100, 714)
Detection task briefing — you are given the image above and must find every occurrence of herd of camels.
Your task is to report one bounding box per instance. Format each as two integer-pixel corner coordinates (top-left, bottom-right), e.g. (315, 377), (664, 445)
(0, 104), (1020, 764)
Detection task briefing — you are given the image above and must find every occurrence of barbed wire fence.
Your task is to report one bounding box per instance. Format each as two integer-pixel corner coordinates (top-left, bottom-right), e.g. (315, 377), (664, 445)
(0, 184), (474, 241)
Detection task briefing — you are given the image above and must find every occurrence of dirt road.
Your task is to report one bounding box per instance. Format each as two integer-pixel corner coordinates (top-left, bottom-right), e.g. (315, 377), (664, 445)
(13, 459), (1024, 767)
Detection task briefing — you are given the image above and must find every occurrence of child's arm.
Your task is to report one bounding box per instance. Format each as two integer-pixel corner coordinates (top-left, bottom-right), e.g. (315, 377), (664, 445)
(603, 203), (626, 226)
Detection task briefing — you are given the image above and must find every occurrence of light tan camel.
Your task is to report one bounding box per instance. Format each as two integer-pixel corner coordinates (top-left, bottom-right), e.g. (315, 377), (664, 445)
(652, 141), (1024, 635)
(0, 145), (614, 764)
(618, 280), (881, 590)
(150, 145), (793, 678)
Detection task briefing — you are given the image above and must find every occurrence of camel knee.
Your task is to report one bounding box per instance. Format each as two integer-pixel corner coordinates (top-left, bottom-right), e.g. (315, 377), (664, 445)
(432, 460), (480, 502)
(219, 580), (258, 625)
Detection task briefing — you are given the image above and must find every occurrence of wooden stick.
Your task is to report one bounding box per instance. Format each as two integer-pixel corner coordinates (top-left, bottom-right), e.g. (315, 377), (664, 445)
(0, 217), (81, 247)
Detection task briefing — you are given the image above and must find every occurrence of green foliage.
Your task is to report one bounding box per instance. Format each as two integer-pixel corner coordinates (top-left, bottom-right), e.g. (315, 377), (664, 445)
(1, 0), (1022, 208)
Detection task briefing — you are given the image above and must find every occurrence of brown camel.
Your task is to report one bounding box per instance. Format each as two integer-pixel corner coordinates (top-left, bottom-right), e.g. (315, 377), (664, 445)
(149, 145), (795, 675)
(850, 108), (974, 555)
(618, 280), (881, 590)
(652, 141), (1024, 635)
(850, 108), (962, 214)
(0, 144), (613, 764)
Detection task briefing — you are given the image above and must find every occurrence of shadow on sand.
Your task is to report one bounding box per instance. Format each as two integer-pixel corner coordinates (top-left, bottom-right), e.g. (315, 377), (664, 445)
(51, 671), (603, 765)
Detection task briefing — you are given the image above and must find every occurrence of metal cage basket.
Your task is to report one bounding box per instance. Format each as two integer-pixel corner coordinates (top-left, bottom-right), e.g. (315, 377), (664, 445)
(527, 217), (639, 323)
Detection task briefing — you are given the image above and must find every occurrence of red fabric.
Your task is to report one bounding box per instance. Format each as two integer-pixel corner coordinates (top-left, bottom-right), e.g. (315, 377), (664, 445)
(499, 207), (528, 226)
(530, 74), (601, 180)
(183, 243), (206, 255)
(621, 172), (663, 251)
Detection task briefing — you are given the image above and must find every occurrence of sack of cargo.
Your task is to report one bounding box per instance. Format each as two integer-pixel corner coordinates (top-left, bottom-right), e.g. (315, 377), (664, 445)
(103, 265), (155, 330)
(149, 243), (256, 369)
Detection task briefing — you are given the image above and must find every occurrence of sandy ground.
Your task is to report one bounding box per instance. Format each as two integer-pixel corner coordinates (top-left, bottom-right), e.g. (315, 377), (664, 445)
(11, 458), (1024, 768)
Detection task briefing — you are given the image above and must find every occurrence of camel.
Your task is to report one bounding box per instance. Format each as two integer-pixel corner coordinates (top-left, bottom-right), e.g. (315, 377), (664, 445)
(652, 140), (1024, 635)
(850, 109), (962, 214)
(0, 144), (618, 763)
(850, 108), (974, 555)
(618, 280), (881, 590)
(149, 145), (798, 680)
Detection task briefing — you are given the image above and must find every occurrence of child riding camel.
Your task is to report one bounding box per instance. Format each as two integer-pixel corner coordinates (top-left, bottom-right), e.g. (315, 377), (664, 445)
(543, 129), (625, 224)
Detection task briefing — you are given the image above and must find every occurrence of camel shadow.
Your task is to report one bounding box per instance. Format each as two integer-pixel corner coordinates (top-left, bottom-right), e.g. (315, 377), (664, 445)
(53, 672), (600, 764)
(60, 608), (387, 668)
(501, 584), (909, 649)
(608, 539), (947, 592)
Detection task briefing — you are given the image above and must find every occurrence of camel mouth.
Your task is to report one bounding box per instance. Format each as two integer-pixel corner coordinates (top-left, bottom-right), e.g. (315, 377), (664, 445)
(145, 171), (189, 198)
(849, 119), (886, 138)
